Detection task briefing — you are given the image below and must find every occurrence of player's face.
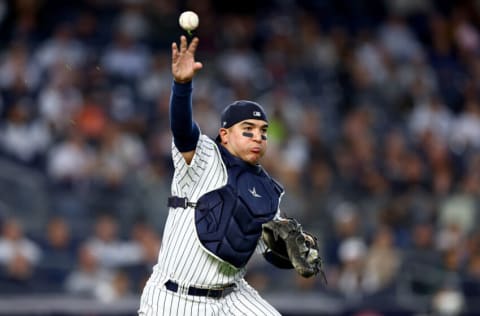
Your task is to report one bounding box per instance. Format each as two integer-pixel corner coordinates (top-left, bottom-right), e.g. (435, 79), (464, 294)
(220, 119), (268, 164)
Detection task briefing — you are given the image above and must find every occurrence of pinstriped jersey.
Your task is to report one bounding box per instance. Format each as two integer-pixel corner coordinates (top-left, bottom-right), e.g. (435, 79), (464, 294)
(151, 134), (276, 288)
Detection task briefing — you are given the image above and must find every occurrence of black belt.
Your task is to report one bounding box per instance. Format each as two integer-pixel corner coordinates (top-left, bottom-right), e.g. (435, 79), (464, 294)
(165, 280), (236, 299)
(168, 196), (197, 208)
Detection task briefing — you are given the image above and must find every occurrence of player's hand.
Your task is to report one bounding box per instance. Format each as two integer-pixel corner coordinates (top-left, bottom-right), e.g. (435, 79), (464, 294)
(172, 35), (203, 83)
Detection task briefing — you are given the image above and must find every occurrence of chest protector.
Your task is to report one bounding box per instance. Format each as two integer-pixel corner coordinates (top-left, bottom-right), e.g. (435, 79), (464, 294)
(195, 145), (283, 268)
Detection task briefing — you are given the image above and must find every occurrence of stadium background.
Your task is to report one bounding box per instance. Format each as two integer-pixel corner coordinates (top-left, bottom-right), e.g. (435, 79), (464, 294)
(0, 0), (479, 315)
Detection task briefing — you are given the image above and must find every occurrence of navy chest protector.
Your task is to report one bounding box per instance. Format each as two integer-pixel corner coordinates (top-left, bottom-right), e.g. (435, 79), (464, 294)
(195, 145), (283, 268)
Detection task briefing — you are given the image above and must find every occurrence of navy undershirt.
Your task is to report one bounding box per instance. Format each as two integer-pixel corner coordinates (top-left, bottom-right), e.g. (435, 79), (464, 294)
(169, 81), (200, 152)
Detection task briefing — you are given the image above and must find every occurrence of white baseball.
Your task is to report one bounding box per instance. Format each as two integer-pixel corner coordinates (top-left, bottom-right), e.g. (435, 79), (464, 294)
(307, 249), (318, 264)
(179, 11), (199, 31)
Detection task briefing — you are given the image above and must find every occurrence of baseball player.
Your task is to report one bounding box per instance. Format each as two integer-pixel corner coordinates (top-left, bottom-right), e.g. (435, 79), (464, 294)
(138, 36), (322, 316)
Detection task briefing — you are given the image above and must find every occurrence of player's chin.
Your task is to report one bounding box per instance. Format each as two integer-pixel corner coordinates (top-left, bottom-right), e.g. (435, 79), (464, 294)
(246, 152), (263, 164)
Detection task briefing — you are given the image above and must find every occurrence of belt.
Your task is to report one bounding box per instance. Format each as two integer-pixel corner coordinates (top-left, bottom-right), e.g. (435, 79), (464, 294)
(168, 196), (197, 208)
(165, 280), (236, 299)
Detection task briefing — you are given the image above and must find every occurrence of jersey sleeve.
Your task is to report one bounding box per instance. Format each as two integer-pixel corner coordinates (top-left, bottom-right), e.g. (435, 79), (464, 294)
(172, 135), (221, 184)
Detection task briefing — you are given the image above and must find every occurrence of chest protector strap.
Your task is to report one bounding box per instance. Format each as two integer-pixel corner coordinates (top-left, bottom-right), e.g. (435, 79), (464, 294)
(194, 145), (283, 268)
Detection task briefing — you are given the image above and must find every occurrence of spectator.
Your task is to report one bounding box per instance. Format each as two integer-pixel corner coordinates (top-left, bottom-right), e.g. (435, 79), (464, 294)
(0, 41), (41, 94)
(336, 237), (368, 300)
(83, 213), (144, 269)
(37, 65), (83, 135)
(405, 221), (442, 266)
(64, 245), (115, 299)
(137, 52), (171, 103)
(0, 99), (51, 166)
(0, 218), (42, 284)
(101, 30), (151, 81)
(324, 202), (363, 266)
(114, 1), (149, 41)
(449, 97), (480, 152)
(409, 93), (453, 142)
(128, 221), (161, 292)
(36, 216), (78, 292)
(46, 128), (96, 186)
(34, 22), (87, 75)
(362, 226), (401, 293)
(377, 14), (423, 63)
(96, 121), (147, 189)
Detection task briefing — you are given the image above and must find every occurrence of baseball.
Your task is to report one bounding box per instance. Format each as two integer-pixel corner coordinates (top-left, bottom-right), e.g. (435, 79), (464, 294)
(307, 249), (318, 264)
(179, 11), (199, 32)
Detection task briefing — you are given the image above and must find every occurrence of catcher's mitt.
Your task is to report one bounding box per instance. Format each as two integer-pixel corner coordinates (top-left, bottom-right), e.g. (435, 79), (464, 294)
(262, 218), (326, 282)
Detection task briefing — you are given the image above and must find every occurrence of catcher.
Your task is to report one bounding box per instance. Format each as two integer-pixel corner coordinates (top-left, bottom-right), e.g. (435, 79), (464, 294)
(139, 35), (325, 316)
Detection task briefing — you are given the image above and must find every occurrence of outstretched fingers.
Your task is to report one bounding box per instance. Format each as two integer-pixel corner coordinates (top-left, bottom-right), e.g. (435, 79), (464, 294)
(172, 36), (199, 61)
(171, 42), (179, 62)
(171, 35), (202, 80)
(188, 37), (200, 54)
(179, 35), (188, 53)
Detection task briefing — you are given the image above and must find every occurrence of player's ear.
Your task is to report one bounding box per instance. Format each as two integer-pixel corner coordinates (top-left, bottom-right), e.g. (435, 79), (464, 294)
(219, 128), (228, 144)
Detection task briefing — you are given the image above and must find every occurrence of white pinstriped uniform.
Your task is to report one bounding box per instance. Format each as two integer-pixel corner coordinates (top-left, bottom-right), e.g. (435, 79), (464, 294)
(138, 134), (281, 316)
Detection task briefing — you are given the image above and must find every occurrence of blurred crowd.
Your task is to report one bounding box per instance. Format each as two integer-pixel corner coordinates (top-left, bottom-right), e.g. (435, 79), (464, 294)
(1, 0), (480, 313)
